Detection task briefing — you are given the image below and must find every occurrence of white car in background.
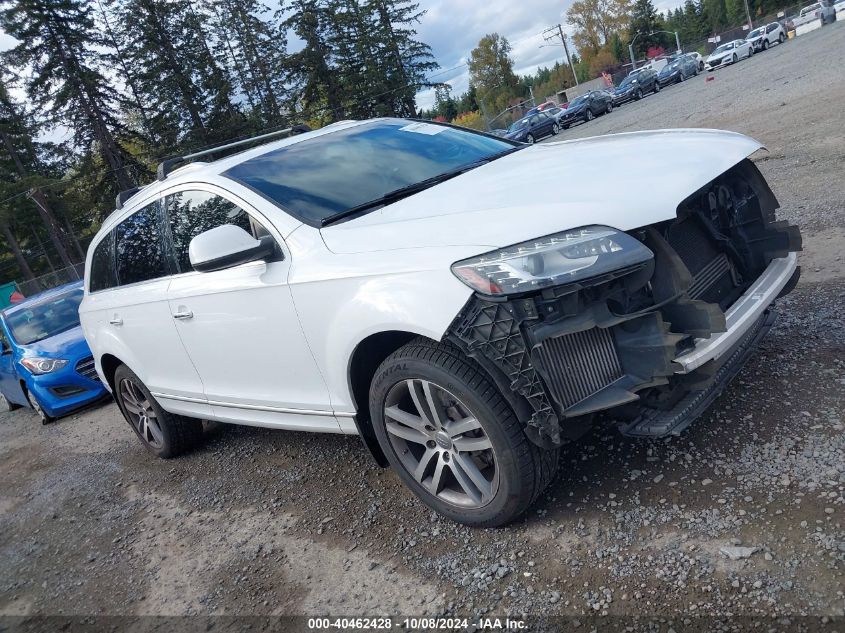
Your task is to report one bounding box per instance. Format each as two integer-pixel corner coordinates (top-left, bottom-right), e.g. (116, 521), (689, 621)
(746, 22), (787, 52)
(706, 40), (754, 70)
(835, 0), (845, 16)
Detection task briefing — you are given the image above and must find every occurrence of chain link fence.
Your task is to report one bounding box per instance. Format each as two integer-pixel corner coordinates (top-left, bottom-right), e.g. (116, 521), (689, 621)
(16, 263), (85, 299)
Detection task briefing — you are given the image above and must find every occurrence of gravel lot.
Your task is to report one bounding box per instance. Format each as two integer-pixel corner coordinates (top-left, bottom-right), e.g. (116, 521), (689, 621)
(1, 22), (843, 626)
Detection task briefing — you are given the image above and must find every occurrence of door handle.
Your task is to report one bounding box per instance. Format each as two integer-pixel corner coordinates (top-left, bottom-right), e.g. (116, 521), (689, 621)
(173, 311), (193, 320)
(109, 317), (123, 326)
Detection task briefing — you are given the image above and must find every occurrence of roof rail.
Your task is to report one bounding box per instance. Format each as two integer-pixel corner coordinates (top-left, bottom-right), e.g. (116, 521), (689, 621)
(115, 187), (141, 210)
(156, 124), (312, 181)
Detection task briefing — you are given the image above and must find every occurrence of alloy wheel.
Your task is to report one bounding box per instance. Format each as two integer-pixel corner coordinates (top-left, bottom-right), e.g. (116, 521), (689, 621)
(526, 134), (535, 144)
(119, 378), (164, 449)
(383, 379), (499, 509)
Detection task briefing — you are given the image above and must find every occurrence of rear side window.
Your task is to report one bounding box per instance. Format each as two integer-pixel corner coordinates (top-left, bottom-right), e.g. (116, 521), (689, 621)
(115, 202), (168, 286)
(89, 231), (116, 292)
(165, 190), (271, 273)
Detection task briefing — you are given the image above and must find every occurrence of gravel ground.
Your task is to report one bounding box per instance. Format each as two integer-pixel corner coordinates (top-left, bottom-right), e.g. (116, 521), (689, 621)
(1, 22), (844, 626)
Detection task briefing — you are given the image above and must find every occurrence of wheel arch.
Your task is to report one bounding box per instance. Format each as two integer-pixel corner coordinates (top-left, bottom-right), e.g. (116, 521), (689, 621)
(347, 330), (423, 467)
(99, 353), (125, 393)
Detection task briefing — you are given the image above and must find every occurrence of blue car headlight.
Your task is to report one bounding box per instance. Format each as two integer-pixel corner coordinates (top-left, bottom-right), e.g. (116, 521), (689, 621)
(21, 357), (69, 375)
(451, 226), (654, 296)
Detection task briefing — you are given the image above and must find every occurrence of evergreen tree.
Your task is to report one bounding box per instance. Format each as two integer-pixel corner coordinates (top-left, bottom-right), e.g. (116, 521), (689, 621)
(630, 0), (669, 56)
(0, 0), (137, 191)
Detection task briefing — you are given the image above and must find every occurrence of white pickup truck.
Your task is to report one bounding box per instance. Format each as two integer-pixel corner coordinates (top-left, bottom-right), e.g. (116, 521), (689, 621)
(791, 0), (837, 30)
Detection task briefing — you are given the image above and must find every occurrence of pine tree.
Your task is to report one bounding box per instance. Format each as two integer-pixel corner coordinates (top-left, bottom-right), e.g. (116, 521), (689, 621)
(283, 0), (347, 121)
(0, 74), (77, 271)
(630, 0), (669, 56)
(368, 0), (437, 117)
(0, 0), (137, 192)
(110, 0), (241, 146)
(208, 0), (289, 126)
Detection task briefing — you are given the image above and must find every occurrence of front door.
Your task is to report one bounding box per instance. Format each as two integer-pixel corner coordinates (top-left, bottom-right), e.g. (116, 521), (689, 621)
(162, 186), (334, 423)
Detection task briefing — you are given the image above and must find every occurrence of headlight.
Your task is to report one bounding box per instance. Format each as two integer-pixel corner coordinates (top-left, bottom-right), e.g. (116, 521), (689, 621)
(21, 357), (69, 375)
(451, 226), (653, 296)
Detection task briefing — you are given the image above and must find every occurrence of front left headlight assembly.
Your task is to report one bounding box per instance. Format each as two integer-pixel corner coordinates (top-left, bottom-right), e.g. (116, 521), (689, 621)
(451, 226), (654, 296)
(21, 357), (69, 375)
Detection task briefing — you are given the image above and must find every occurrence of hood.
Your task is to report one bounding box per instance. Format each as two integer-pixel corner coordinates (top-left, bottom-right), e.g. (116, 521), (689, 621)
(708, 50), (731, 60)
(320, 129), (764, 254)
(18, 325), (91, 359)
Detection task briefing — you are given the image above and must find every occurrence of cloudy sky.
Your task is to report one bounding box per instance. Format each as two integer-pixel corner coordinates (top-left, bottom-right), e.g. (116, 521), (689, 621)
(0, 0), (684, 114)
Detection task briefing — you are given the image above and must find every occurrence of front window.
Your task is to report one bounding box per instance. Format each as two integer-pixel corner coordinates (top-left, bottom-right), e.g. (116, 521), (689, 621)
(166, 190), (274, 273)
(4, 288), (83, 345)
(223, 120), (516, 226)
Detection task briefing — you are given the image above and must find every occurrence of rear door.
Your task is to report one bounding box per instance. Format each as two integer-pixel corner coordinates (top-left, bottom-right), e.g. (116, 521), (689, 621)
(82, 200), (211, 413)
(162, 185), (334, 421)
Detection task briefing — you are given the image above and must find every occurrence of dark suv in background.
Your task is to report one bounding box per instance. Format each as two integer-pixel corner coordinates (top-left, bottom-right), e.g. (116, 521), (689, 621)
(612, 68), (660, 105)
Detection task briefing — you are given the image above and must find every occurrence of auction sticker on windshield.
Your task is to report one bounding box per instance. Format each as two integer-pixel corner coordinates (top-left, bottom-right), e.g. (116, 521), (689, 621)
(399, 122), (446, 135)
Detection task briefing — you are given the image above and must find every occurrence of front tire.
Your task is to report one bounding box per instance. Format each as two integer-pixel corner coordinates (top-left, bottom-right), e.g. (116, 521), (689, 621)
(551, 123), (560, 135)
(27, 392), (52, 425)
(762, 39), (769, 50)
(526, 134), (535, 144)
(584, 108), (594, 122)
(369, 339), (559, 527)
(634, 89), (643, 100)
(653, 81), (661, 93)
(114, 364), (203, 458)
(606, 101), (613, 114)
(779, 33), (786, 43)
(732, 54), (738, 63)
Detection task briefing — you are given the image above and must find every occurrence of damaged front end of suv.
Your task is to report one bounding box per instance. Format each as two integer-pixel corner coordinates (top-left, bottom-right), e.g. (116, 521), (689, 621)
(447, 158), (801, 448)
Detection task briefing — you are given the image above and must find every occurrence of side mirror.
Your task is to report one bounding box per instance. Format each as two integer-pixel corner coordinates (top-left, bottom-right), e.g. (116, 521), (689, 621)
(189, 224), (275, 273)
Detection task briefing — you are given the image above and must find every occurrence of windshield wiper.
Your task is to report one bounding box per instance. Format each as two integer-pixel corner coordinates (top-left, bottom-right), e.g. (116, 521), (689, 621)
(319, 147), (522, 227)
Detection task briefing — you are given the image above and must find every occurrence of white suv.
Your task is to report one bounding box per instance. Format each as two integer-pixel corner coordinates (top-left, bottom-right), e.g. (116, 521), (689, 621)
(80, 120), (801, 526)
(746, 22), (787, 52)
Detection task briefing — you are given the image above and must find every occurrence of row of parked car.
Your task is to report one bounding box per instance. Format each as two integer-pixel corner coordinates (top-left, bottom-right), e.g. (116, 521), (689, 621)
(498, 19), (797, 143)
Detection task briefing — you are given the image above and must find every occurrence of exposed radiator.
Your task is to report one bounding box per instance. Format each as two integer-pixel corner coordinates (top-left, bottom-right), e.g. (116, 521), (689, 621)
(667, 218), (737, 307)
(535, 327), (623, 410)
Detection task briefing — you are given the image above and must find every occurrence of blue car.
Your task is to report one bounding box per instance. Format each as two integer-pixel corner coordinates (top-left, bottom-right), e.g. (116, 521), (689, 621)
(0, 281), (108, 423)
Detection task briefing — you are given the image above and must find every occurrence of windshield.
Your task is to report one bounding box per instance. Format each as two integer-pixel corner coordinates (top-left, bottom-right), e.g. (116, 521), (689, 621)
(568, 95), (589, 107)
(801, 3), (820, 13)
(618, 75), (638, 88)
(713, 42), (734, 54)
(662, 62), (679, 72)
(4, 288), (83, 346)
(508, 118), (530, 132)
(224, 120), (515, 226)
(748, 28), (763, 37)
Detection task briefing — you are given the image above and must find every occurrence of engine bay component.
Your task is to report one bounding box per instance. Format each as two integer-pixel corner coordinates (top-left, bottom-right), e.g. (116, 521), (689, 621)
(448, 159), (801, 447)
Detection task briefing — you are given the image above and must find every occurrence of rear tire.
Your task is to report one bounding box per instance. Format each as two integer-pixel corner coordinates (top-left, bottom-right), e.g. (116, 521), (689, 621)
(369, 339), (559, 527)
(114, 364), (203, 458)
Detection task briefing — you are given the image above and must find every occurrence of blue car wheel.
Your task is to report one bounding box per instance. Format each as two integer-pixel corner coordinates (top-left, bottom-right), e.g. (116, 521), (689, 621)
(27, 390), (52, 425)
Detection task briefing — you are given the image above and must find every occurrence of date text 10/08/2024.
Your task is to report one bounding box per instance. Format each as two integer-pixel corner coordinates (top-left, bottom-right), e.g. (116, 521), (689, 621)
(307, 617), (528, 630)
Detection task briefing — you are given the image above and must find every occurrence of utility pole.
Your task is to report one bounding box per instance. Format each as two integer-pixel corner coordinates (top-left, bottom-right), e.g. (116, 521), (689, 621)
(543, 25), (580, 86)
(674, 30), (681, 53)
(629, 43), (637, 70)
(742, 0), (753, 30)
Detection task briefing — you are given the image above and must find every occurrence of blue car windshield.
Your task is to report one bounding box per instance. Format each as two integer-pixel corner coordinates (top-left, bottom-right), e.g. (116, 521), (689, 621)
(223, 120), (515, 226)
(4, 288), (83, 345)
